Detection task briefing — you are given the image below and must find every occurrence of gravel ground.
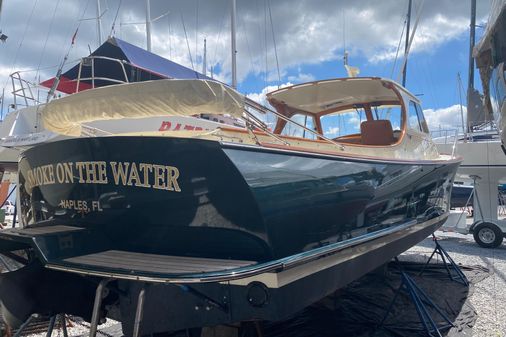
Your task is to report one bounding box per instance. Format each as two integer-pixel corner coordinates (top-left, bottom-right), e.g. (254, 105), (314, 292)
(8, 231), (505, 337)
(405, 230), (506, 337)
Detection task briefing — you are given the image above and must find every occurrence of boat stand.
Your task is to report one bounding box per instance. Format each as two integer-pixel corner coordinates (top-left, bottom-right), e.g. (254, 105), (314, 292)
(419, 234), (469, 286)
(11, 314), (35, 337)
(380, 258), (454, 337)
(89, 279), (112, 337)
(11, 314), (68, 337)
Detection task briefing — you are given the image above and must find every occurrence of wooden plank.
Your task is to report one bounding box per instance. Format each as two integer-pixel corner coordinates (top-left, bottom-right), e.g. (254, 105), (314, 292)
(11, 225), (83, 235)
(64, 250), (255, 275)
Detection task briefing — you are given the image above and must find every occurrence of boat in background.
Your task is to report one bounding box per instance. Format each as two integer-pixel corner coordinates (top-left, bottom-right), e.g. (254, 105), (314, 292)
(474, 0), (506, 153)
(451, 183), (474, 208)
(0, 37), (243, 153)
(0, 77), (460, 335)
(434, 0), (506, 248)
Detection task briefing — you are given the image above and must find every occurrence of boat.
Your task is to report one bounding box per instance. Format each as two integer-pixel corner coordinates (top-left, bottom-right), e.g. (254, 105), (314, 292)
(0, 37), (243, 153)
(451, 183), (474, 208)
(0, 77), (460, 335)
(435, 0), (506, 248)
(474, 0), (506, 153)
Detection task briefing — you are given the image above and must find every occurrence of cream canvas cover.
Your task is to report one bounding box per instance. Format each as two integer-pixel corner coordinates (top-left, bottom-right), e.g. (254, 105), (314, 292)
(43, 79), (245, 136)
(267, 78), (401, 115)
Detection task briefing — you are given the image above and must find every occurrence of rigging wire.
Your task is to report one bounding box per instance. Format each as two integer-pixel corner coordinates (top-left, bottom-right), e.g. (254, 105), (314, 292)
(47, 0), (93, 102)
(2, 0), (39, 91)
(267, 0), (281, 88)
(181, 12), (195, 71)
(168, 15), (172, 59)
(410, 3), (440, 109)
(395, 0), (425, 84)
(239, 11), (255, 80)
(211, 1), (229, 76)
(390, 19), (405, 78)
(35, 0), (62, 81)
(390, 1), (409, 79)
(109, 0), (123, 37)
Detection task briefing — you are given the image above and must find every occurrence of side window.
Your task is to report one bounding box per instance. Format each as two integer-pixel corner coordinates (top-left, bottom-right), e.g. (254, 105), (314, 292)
(408, 101), (422, 132)
(281, 114), (316, 139)
(415, 103), (429, 133)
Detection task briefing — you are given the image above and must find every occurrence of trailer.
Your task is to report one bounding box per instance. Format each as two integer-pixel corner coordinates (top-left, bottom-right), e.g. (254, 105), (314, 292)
(442, 182), (506, 248)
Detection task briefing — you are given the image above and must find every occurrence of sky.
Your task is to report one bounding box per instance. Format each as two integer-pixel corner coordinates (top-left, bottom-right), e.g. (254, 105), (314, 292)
(0, 0), (495, 131)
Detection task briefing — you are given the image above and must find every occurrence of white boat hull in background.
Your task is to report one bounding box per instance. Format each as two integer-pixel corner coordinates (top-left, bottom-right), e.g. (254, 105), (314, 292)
(438, 140), (506, 222)
(0, 105), (243, 150)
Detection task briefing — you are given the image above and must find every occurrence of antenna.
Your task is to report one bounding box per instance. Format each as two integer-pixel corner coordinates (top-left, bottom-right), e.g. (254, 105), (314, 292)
(342, 9), (346, 63)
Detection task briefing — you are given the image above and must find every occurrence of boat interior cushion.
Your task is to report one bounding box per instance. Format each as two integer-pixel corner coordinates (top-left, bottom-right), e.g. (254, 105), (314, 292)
(360, 120), (395, 146)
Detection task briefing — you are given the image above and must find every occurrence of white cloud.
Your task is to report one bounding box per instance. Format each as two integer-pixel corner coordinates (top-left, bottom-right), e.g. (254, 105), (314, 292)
(246, 82), (293, 107)
(348, 116), (361, 129)
(287, 72), (315, 83)
(326, 126), (340, 136)
(424, 104), (467, 131)
(0, 0), (494, 108)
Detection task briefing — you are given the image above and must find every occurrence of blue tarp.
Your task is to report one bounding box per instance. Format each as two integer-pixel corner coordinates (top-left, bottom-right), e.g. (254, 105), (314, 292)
(114, 38), (212, 80)
(41, 37), (212, 93)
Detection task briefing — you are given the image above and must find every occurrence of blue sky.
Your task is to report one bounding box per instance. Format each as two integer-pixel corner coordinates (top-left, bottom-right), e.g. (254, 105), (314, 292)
(0, 0), (494, 131)
(241, 17), (488, 132)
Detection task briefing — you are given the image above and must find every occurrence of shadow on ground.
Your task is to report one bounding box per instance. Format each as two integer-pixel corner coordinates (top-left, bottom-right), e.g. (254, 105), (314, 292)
(259, 260), (489, 337)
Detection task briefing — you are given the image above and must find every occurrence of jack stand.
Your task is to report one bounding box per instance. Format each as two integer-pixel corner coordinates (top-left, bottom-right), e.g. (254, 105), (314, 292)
(46, 315), (57, 337)
(132, 285), (148, 337)
(380, 258), (454, 337)
(419, 234), (469, 286)
(89, 279), (112, 337)
(60, 314), (69, 337)
(12, 314), (35, 337)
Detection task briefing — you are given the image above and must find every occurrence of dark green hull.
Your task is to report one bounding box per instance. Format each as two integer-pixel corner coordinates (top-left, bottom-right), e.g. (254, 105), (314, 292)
(16, 137), (458, 263)
(0, 136), (460, 334)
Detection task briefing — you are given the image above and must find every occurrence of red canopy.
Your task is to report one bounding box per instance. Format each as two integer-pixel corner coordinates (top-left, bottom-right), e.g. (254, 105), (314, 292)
(39, 76), (93, 95)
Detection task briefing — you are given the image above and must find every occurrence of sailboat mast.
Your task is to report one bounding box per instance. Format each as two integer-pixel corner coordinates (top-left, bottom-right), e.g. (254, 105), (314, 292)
(202, 38), (207, 76)
(146, 0), (152, 52)
(96, 0), (103, 45)
(1, 88), (4, 120)
(231, 0), (237, 88)
(468, 0), (476, 94)
(466, 0), (476, 133)
(457, 73), (466, 136)
(402, 0), (412, 87)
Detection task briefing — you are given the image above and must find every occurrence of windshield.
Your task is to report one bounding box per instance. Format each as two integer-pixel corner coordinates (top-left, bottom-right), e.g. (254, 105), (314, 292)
(320, 103), (402, 139)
